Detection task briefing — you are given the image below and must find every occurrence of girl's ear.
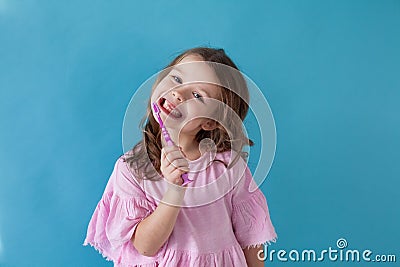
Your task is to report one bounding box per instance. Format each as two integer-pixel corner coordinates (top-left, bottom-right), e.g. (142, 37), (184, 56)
(201, 119), (218, 131)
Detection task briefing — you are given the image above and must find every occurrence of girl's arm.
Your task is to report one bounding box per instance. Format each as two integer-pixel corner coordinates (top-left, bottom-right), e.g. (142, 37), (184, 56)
(131, 145), (189, 257)
(243, 246), (265, 267)
(131, 185), (186, 257)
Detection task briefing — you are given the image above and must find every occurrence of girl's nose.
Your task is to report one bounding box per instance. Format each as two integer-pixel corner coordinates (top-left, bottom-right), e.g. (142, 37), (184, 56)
(172, 89), (185, 102)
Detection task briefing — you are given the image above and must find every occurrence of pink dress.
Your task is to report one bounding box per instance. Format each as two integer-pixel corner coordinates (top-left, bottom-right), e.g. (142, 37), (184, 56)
(83, 150), (277, 266)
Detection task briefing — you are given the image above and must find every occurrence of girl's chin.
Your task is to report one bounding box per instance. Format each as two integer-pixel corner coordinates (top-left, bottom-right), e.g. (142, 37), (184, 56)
(161, 114), (183, 125)
(164, 124), (198, 135)
(162, 117), (203, 133)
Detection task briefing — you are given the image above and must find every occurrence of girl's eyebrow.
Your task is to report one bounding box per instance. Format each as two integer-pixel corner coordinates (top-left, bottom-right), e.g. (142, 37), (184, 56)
(172, 66), (185, 74)
(172, 66), (215, 98)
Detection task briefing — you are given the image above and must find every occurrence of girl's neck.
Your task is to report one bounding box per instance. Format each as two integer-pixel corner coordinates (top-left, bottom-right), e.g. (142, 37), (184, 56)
(180, 140), (201, 161)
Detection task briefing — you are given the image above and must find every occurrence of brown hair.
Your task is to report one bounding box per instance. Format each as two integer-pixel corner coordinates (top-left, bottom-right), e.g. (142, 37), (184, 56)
(123, 47), (253, 180)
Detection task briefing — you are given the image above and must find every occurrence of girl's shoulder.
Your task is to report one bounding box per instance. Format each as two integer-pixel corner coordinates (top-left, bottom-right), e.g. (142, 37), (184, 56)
(103, 151), (147, 198)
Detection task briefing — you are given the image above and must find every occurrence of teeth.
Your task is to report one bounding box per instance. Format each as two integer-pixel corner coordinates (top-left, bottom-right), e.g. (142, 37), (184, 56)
(163, 100), (182, 118)
(165, 102), (173, 111)
(163, 101), (172, 111)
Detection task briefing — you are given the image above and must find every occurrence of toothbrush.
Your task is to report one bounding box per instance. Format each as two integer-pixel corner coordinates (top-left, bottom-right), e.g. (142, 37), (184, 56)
(152, 103), (193, 186)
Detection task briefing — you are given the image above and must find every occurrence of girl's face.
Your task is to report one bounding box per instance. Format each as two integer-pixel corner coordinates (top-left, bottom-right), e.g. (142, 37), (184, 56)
(151, 55), (222, 136)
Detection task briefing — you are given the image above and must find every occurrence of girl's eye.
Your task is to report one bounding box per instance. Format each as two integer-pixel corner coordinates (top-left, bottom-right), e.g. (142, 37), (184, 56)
(193, 92), (203, 99)
(171, 75), (182, 84)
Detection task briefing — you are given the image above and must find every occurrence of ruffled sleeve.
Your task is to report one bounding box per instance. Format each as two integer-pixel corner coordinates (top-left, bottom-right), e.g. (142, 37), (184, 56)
(231, 164), (278, 249)
(83, 155), (159, 266)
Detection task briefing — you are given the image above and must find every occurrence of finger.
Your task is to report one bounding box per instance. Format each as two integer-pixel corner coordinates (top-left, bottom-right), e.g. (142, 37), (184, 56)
(166, 160), (189, 174)
(162, 145), (181, 154)
(164, 145), (184, 156)
(164, 150), (187, 165)
(161, 148), (182, 162)
(170, 158), (189, 168)
(174, 177), (183, 185)
(177, 167), (190, 173)
(161, 148), (167, 162)
(178, 146), (187, 157)
(170, 168), (185, 180)
(164, 163), (189, 176)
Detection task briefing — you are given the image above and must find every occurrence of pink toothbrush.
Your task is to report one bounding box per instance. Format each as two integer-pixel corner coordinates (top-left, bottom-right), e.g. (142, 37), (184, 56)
(152, 103), (193, 186)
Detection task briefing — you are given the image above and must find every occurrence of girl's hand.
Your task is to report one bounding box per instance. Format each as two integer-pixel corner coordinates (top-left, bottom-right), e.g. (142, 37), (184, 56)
(160, 146), (189, 186)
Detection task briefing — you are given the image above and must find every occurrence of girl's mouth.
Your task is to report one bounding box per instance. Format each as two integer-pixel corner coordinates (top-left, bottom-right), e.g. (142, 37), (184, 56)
(158, 98), (182, 118)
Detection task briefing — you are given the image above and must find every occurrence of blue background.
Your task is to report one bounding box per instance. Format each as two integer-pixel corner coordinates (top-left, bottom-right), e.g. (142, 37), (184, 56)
(1, 0), (399, 266)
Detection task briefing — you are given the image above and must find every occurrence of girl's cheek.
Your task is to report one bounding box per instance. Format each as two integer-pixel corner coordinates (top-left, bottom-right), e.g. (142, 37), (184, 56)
(152, 83), (168, 102)
(160, 81), (175, 96)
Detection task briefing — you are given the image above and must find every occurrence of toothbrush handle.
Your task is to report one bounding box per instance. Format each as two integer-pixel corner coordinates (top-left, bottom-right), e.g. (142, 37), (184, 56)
(161, 128), (173, 145)
(181, 173), (190, 186)
(162, 128), (192, 186)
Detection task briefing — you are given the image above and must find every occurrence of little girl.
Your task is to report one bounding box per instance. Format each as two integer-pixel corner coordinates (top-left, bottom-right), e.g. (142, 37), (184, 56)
(83, 47), (277, 266)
